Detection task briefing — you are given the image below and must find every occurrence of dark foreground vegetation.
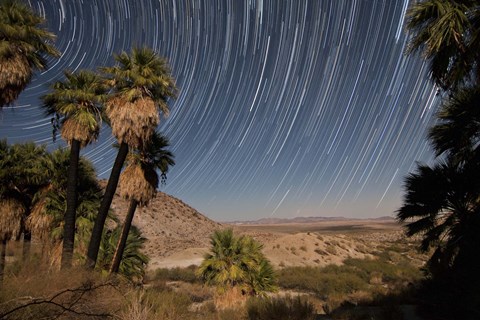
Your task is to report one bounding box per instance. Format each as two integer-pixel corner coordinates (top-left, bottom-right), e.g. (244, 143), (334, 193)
(0, 240), (424, 319)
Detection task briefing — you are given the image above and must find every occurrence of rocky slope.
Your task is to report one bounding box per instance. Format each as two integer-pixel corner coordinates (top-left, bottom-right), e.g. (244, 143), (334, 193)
(108, 188), (221, 267)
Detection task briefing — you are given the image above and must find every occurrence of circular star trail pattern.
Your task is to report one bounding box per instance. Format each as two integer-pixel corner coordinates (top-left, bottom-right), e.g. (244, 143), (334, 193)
(0, 0), (439, 221)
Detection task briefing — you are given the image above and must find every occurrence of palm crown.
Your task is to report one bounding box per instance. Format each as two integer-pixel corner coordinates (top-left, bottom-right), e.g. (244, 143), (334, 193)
(0, 0), (60, 106)
(397, 159), (480, 274)
(405, 0), (480, 90)
(42, 70), (107, 146)
(119, 132), (175, 206)
(103, 47), (177, 149)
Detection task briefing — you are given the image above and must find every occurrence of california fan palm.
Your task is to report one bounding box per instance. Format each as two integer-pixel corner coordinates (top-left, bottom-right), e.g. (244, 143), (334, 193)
(397, 159), (480, 279)
(405, 0), (480, 90)
(109, 132), (174, 273)
(428, 86), (480, 164)
(42, 70), (107, 268)
(87, 47), (177, 268)
(0, 0), (60, 107)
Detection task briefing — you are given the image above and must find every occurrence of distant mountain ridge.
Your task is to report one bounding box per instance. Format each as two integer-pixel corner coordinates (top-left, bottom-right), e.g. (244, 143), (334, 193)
(228, 215), (395, 225)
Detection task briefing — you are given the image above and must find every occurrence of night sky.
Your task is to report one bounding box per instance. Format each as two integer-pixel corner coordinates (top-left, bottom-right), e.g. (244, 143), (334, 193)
(0, 0), (440, 221)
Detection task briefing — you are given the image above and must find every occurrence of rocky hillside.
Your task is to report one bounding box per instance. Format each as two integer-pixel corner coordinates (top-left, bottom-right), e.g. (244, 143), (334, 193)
(108, 188), (221, 263)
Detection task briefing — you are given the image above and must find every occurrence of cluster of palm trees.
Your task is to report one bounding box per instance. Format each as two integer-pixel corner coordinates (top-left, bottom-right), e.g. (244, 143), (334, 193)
(0, 0), (177, 277)
(398, 0), (480, 313)
(0, 143), (150, 280)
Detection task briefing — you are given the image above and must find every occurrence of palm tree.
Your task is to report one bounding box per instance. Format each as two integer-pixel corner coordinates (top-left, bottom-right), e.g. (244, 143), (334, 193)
(197, 229), (277, 296)
(405, 0), (480, 91)
(397, 159), (480, 279)
(97, 225), (148, 279)
(428, 86), (480, 164)
(0, 141), (49, 282)
(0, 0), (60, 107)
(42, 70), (107, 268)
(109, 132), (174, 273)
(86, 47), (177, 269)
(25, 148), (102, 267)
(244, 249), (277, 297)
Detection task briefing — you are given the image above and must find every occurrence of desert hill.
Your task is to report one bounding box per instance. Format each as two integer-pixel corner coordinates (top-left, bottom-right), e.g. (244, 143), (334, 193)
(107, 186), (222, 270)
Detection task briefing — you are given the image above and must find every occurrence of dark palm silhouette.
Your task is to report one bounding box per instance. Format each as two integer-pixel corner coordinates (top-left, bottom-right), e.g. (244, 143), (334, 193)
(397, 159), (480, 279)
(429, 86), (480, 164)
(405, 0), (480, 91)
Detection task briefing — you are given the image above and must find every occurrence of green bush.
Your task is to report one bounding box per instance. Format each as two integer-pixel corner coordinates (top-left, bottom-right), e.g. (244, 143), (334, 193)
(153, 265), (198, 283)
(246, 295), (316, 320)
(278, 265), (367, 297)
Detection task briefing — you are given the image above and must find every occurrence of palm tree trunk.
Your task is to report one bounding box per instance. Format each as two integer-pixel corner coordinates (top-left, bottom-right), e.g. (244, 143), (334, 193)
(61, 139), (80, 269)
(22, 231), (31, 261)
(86, 142), (129, 269)
(0, 239), (7, 285)
(110, 199), (137, 274)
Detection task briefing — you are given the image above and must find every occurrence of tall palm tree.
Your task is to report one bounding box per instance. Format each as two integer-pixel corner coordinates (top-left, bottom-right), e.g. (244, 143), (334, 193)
(0, 0), (60, 107)
(109, 132), (174, 273)
(397, 159), (480, 278)
(405, 0), (480, 91)
(428, 86), (480, 163)
(42, 70), (107, 268)
(87, 47), (177, 269)
(197, 229), (277, 296)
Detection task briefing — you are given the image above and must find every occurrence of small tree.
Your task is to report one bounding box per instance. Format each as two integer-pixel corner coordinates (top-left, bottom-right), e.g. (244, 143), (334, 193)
(197, 229), (277, 297)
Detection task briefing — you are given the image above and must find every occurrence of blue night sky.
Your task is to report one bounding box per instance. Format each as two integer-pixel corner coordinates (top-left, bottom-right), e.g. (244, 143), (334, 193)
(0, 0), (439, 221)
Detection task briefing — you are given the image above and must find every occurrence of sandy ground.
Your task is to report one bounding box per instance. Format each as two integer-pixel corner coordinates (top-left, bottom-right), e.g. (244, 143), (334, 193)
(148, 219), (405, 270)
(148, 247), (208, 269)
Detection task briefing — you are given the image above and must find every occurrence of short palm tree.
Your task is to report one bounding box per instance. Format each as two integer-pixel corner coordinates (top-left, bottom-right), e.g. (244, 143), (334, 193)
(428, 86), (480, 164)
(405, 0), (480, 90)
(97, 225), (148, 279)
(109, 132), (174, 273)
(87, 47), (177, 269)
(197, 229), (277, 296)
(0, 0), (60, 106)
(397, 159), (480, 278)
(0, 141), (49, 282)
(42, 70), (107, 268)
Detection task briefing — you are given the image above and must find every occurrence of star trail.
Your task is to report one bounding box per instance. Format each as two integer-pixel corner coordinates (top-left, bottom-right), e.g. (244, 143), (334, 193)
(0, 0), (439, 221)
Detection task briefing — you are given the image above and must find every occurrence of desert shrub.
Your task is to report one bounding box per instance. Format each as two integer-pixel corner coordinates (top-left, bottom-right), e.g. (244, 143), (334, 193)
(246, 295), (316, 320)
(325, 245), (338, 255)
(216, 307), (247, 320)
(278, 265), (367, 297)
(135, 288), (192, 319)
(0, 267), (124, 319)
(154, 265), (198, 283)
(344, 256), (422, 284)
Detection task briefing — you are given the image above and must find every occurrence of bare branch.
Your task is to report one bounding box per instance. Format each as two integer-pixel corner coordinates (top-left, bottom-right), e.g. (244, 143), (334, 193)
(0, 281), (116, 319)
